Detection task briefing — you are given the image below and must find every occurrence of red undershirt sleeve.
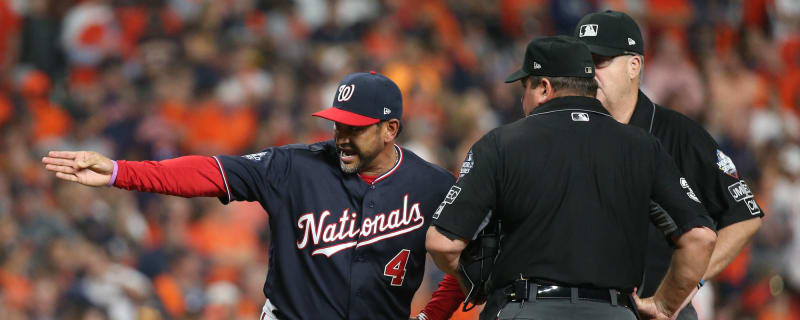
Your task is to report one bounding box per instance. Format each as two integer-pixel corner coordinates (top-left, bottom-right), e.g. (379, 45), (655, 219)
(420, 274), (465, 319)
(113, 156), (226, 198)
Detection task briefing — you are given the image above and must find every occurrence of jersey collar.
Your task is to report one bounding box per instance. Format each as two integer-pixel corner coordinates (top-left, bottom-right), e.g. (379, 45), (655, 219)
(628, 90), (657, 134)
(528, 96), (611, 117)
(361, 144), (403, 185)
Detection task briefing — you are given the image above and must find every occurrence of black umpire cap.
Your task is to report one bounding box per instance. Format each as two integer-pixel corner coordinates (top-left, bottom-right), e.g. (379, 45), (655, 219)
(574, 10), (644, 56)
(505, 35), (595, 83)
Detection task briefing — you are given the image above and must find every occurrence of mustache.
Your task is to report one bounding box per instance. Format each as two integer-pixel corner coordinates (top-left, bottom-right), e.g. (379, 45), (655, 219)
(336, 144), (359, 154)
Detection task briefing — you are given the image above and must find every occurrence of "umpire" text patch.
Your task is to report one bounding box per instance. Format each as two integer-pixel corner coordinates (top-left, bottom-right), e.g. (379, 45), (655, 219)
(728, 181), (761, 215)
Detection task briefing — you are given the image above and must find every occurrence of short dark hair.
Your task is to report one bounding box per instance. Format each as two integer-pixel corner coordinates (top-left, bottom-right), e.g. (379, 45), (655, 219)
(525, 76), (598, 97)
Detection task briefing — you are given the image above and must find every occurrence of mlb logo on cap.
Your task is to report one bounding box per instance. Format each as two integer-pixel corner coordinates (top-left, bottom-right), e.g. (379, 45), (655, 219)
(313, 71), (403, 127)
(579, 24), (598, 37)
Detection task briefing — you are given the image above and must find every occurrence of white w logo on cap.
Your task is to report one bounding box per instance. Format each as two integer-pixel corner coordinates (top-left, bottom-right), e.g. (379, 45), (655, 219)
(337, 84), (355, 102)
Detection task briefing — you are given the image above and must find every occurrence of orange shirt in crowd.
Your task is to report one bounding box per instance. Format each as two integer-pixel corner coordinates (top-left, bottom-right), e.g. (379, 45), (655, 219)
(0, 0), (19, 68)
(188, 208), (258, 283)
(154, 274), (185, 317)
(183, 100), (257, 155)
(28, 99), (72, 143)
(0, 269), (32, 310)
(0, 93), (13, 128)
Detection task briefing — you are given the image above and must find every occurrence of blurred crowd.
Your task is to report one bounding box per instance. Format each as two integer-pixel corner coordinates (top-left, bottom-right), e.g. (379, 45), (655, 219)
(0, 0), (799, 319)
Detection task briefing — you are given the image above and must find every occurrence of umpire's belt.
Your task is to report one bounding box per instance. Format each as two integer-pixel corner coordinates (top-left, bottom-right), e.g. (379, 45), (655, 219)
(503, 279), (635, 310)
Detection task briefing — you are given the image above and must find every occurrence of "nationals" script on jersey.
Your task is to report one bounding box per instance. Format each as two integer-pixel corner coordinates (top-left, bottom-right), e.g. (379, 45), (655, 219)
(296, 194), (424, 257)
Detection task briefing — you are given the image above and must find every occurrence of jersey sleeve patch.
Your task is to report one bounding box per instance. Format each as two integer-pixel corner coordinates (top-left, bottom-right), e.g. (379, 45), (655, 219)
(243, 151), (269, 161)
(728, 181), (761, 215)
(716, 149), (739, 179)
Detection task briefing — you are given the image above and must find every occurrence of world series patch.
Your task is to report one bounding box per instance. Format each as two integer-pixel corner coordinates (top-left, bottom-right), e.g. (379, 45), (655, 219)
(727, 181), (761, 215)
(716, 149), (738, 179)
(459, 150), (474, 180)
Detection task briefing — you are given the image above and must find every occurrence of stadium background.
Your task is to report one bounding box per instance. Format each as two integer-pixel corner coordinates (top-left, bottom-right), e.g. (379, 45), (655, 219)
(0, 0), (799, 319)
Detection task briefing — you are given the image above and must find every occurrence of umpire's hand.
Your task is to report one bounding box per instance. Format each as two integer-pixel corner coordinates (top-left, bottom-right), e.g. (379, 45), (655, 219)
(632, 288), (671, 320)
(42, 151), (115, 187)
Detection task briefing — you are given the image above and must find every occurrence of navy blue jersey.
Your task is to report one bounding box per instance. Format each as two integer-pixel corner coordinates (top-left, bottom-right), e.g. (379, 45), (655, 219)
(215, 140), (455, 320)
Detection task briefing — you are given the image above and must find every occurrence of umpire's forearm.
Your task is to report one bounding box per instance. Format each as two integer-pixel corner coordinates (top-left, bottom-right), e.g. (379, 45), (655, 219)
(425, 226), (467, 276)
(703, 218), (761, 280)
(653, 227), (716, 317)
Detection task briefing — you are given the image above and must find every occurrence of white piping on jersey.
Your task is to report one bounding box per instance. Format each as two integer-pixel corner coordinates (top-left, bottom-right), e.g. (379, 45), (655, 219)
(370, 144), (403, 185)
(648, 102), (656, 133)
(528, 107), (613, 118)
(212, 156), (232, 203)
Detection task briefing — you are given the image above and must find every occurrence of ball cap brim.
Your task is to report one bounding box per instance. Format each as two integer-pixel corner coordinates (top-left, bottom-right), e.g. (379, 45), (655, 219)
(312, 107), (381, 127)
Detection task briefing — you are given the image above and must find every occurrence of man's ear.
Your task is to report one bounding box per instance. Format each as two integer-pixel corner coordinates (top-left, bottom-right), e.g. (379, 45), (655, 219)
(538, 77), (554, 103)
(628, 55), (643, 80)
(383, 119), (400, 142)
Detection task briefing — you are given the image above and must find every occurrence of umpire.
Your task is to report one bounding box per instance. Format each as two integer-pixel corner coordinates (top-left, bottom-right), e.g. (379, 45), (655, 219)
(574, 10), (764, 319)
(425, 35), (717, 320)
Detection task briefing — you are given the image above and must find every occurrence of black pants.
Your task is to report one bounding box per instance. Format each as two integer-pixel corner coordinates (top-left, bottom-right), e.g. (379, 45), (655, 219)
(492, 299), (637, 320)
(481, 287), (637, 320)
(676, 303), (698, 320)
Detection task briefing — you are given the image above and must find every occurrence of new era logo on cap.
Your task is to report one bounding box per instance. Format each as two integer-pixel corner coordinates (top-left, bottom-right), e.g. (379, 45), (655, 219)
(579, 24), (598, 37)
(533, 62), (542, 69)
(383, 107), (391, 115)
(627, 38), (636, 45)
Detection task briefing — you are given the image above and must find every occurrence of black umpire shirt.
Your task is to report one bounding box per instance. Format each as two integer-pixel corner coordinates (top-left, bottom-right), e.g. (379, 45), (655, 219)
(432, 96), (714, 291)
(630, 90), (764, 297)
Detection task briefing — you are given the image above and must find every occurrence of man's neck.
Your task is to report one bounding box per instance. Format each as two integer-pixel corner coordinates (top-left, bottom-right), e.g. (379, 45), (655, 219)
(359, 144), (398, 177)
(608, 87), (639, 124)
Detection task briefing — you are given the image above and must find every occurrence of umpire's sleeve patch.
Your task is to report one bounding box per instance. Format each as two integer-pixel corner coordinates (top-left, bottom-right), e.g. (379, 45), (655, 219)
(716, 149), (739, 179)
(458, 150), (474, 180)
(727, 181), (761, 215)
(433, 186), (461, 219)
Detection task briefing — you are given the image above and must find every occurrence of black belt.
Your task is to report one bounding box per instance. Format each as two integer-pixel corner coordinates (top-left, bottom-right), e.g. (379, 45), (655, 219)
(503, 279), (635, 310)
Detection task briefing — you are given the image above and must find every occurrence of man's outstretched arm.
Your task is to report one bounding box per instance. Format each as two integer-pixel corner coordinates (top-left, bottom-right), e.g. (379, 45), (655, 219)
(42, 151), (226, 197)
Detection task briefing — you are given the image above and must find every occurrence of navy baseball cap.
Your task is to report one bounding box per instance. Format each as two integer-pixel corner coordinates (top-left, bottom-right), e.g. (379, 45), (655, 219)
(312, 71), (403, 127)
(574, 10), (644, 56)
(505, 35), (595, 83)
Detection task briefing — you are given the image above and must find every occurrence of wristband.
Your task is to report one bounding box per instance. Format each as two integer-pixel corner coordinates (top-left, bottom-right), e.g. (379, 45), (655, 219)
(108, 160), (118, 186)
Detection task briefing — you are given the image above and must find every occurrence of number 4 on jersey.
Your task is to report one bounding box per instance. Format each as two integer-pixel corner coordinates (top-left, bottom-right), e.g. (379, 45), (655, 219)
(384, 249), (410, 286)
